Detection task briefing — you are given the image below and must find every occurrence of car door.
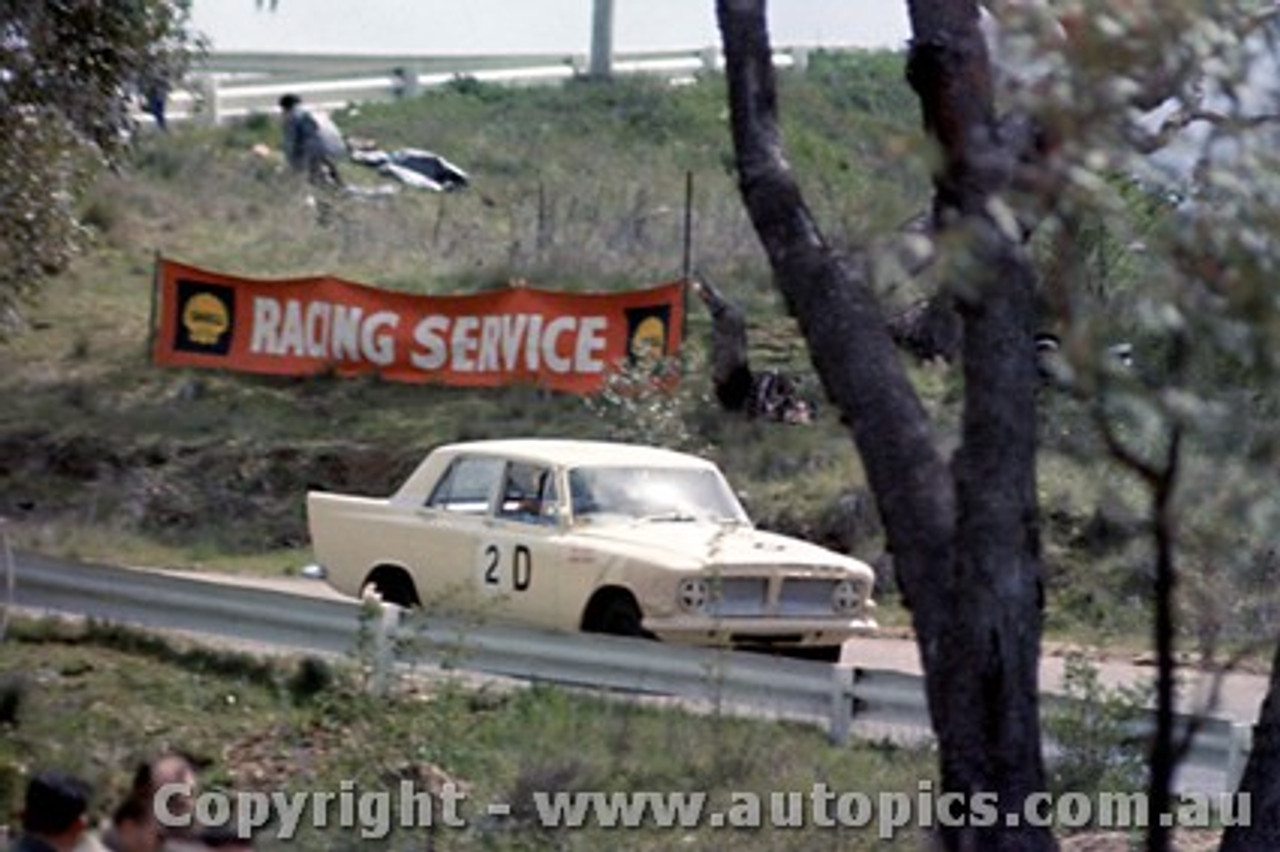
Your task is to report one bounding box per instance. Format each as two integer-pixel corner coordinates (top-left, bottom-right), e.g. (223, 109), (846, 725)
(415, 454), (505, 604)
(473, 460), (567, 629)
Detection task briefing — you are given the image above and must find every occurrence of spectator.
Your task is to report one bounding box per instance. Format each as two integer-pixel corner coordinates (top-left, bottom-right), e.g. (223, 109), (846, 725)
(126, 754), (202, 852)
(691, 276), (814, 424)
(749, 368), (814, 424)
(277, 94), (343, 190)
(8, 770), (93, 852)
(98, 796), (158, 852)
(390, 67), (413, 99)
(141, 74), (170, 133)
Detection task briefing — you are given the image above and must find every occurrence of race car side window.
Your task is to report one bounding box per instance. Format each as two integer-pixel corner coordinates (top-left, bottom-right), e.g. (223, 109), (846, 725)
(497, 462), (559, 524)
(426, 456), (504, 514)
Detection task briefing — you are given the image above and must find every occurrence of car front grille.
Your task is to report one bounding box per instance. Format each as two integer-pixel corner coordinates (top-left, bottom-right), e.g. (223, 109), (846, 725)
(706, 576), (769, 617)
(696, 573), (862, 618)
(777, 577), (844, 617)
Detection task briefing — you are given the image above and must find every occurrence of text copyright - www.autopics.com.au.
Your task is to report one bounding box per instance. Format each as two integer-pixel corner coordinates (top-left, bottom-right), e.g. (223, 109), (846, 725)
(154, 781), (1252, 841)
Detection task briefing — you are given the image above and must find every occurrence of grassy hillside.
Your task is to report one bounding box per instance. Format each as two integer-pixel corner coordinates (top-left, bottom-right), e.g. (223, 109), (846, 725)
(3, 49), (1251, 647)
(0, 51), (920, 566)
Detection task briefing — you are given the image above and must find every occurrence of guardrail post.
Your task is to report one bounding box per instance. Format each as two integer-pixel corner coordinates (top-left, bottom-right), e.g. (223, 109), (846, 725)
(1225, 722), (1254, 792)
(369, 600), (403, 696)
(829, 665), (857, 744)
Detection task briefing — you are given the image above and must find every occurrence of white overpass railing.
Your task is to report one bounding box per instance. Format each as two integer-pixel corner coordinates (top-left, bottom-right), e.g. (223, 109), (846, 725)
(145, 48), (805, 125)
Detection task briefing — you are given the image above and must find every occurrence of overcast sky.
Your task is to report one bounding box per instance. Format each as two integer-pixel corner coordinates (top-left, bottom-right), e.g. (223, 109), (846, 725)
(192, 0), (911, 55)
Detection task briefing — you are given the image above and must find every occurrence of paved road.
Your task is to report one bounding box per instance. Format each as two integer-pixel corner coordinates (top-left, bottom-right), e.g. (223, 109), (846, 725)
(842, 636), (1270, 725)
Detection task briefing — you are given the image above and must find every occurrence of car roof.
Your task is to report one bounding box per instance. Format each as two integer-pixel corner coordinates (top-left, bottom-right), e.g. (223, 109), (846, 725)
(433, 438), (716, 470)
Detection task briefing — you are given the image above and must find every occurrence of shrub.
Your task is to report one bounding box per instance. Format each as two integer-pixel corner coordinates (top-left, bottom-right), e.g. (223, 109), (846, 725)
(582, 354), (708, 453)
(287, 655), (335, 705)
(1043, 652), (1151, 800)
(0, 673), (27, 727)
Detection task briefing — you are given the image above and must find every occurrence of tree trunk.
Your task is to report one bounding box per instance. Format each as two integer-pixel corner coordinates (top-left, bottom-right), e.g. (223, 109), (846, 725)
(1219, 640), (1280, 851)
(716, 2), (1051, 849)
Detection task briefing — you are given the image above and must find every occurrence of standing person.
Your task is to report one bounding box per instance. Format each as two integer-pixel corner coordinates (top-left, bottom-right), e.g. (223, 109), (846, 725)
(7, 771), (93, 852)
(142, 74), (170, 132)
(390, 67), (411, 99)
(277, 94), (343, 190)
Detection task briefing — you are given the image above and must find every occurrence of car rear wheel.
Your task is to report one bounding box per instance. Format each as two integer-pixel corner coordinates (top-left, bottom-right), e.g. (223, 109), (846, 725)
(361, 565), (421, 608)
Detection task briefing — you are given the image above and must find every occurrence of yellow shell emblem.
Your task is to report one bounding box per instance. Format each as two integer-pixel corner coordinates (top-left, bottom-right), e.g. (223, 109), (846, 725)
(629, 315), (667, 361)
(181, 292), (230, 346)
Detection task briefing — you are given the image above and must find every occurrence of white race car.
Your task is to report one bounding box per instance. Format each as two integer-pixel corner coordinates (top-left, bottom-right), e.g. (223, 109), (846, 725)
(307, 438), (876, 660)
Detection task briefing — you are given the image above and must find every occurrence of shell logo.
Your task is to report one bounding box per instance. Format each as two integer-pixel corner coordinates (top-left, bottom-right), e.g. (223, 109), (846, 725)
(629, 315), (668, 361)
(181, 292), (230, 346)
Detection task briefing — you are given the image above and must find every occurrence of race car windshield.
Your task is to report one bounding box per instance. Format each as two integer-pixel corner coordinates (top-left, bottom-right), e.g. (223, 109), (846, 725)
(568, 466), (748, 524)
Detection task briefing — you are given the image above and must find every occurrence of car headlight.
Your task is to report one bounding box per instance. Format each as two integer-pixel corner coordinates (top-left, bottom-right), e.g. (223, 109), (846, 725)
(677, 577), (710, 614)
(832, 579), (861, 614)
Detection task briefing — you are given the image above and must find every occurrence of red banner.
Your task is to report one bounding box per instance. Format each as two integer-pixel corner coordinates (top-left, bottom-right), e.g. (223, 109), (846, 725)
(150, 258), (685, 393)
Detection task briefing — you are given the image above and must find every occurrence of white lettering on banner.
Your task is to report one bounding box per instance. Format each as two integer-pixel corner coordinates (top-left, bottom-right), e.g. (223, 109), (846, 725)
(478, 315), (503, 372)
(411, 315), (449, 370)
(306, 302), (329, 358)
(575, 316), (608, 372)
(279, 299), (306, 355)
(410, 313), (610, 375)
(248, 297), (612, 375)
(250, 297), (281, 354)
(332, 305), (363, 361)
(251, 297), (400, 365)
(526, 314), (544, 370)
(362, 311), (399, 366)
(451, 316), (480, 372)
(500, 314), (528, 370)
(540, 316), (573, 373)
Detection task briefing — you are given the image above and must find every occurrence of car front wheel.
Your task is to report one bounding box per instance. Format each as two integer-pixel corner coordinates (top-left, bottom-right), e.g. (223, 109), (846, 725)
(583, 590), (654, 639)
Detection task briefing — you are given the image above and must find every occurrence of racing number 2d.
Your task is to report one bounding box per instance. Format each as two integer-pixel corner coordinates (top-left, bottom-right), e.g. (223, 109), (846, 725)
(483, 543), (533, 591)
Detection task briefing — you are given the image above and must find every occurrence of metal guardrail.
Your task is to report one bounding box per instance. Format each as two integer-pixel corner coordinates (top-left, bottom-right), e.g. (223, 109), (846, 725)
(13, 551), (359, 654)
(8, 550), (1255, 790)
(389, 607), (860, 740)
(11, 551), (856, 740)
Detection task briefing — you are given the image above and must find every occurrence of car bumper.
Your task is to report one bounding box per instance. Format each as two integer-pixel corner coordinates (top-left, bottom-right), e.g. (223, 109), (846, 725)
(641, 614), (878, 648)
